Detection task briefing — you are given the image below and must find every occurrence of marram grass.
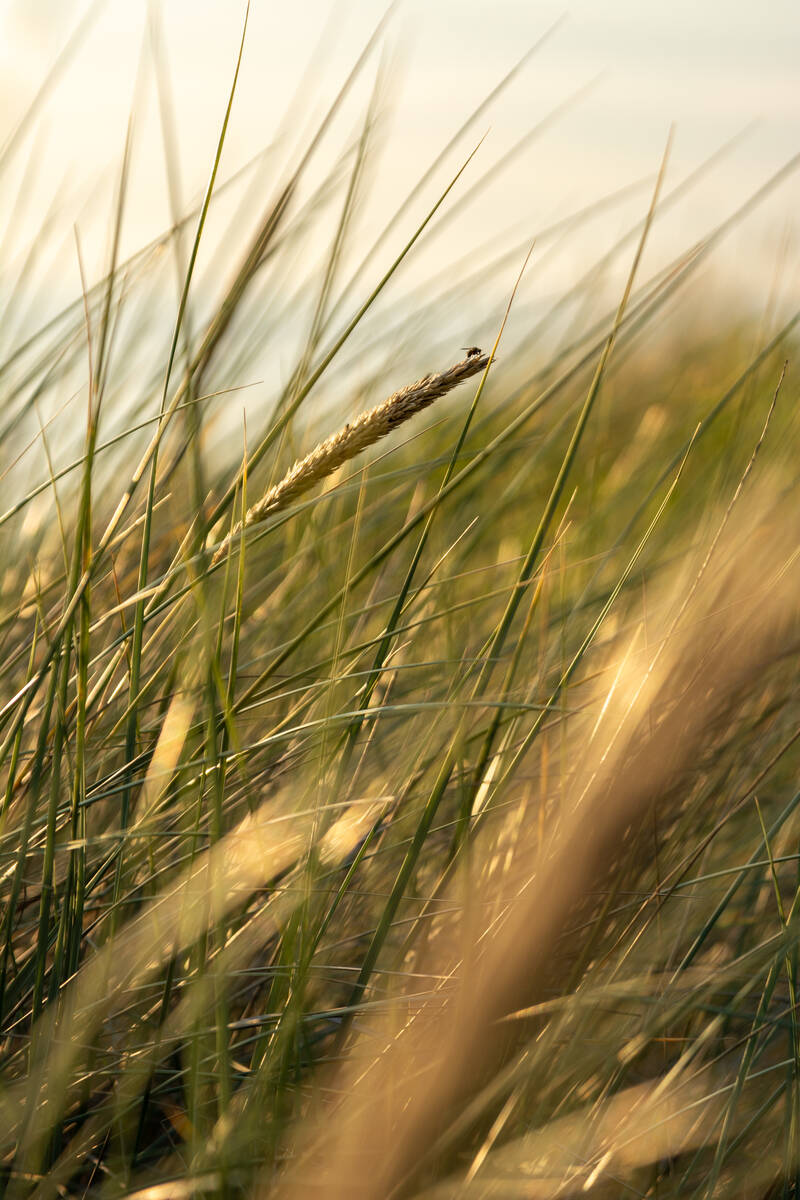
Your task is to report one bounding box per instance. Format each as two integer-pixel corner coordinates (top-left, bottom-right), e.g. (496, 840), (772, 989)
(211, 350), (489, 564)
(0, 13), (799, 1200)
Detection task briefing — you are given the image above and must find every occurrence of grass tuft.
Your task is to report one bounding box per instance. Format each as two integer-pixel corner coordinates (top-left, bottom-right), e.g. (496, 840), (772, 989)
(0, 13), (798, 1200)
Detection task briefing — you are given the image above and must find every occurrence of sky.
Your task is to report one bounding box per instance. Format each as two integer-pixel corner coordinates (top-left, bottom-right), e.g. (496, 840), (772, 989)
(0, 0), (798, 328)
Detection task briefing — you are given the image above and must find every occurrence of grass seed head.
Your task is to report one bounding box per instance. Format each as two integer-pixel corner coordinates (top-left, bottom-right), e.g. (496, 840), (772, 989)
(211, 349), (490, 564)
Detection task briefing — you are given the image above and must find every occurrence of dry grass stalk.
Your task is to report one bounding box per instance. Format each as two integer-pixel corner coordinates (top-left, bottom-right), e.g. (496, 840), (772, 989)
(272, 492), (800, 1200)
(211, 350), (489, 564)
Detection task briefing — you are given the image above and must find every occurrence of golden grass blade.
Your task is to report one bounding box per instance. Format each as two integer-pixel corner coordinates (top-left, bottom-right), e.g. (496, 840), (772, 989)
(272, 487), (800, 1200)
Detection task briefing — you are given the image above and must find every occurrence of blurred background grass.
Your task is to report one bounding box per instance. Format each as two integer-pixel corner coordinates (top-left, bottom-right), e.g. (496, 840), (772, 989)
(0, 4), (799, 1198)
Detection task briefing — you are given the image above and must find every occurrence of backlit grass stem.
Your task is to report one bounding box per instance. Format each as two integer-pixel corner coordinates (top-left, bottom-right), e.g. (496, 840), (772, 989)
(210, 350), (489, 564)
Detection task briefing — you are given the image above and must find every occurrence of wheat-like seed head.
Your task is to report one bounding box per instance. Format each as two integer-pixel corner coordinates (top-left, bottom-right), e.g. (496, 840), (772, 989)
(211, 350), (490, 565)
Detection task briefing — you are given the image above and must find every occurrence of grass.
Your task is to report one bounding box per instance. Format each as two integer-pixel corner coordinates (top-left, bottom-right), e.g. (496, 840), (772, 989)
(0, 10), (799, 1199)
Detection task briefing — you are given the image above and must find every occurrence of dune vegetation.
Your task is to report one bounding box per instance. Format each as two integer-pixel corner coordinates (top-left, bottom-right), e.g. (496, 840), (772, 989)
(1, 9), (799, 1198)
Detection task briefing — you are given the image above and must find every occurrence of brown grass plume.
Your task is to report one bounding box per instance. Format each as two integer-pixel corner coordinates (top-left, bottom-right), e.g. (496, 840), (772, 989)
(211, 350), (489, 564)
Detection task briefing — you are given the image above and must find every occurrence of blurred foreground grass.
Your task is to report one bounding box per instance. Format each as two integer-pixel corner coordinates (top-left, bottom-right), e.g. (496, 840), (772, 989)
(1, 11), (800, 1199)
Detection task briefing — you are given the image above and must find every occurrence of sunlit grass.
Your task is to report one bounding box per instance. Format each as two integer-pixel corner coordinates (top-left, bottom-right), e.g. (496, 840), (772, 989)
(0, 8), (799, 1200)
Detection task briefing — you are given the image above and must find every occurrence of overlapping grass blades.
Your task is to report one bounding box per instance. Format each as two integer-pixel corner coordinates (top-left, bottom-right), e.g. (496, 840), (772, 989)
(0, 11), (799, 1200)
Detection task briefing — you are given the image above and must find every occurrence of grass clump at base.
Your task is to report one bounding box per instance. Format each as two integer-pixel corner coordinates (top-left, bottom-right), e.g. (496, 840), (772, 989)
(0, 14), (799, 1200)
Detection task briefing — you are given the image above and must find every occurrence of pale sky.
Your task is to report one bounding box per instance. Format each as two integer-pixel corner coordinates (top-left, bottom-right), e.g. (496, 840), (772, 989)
(1, 0), (798, 324)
